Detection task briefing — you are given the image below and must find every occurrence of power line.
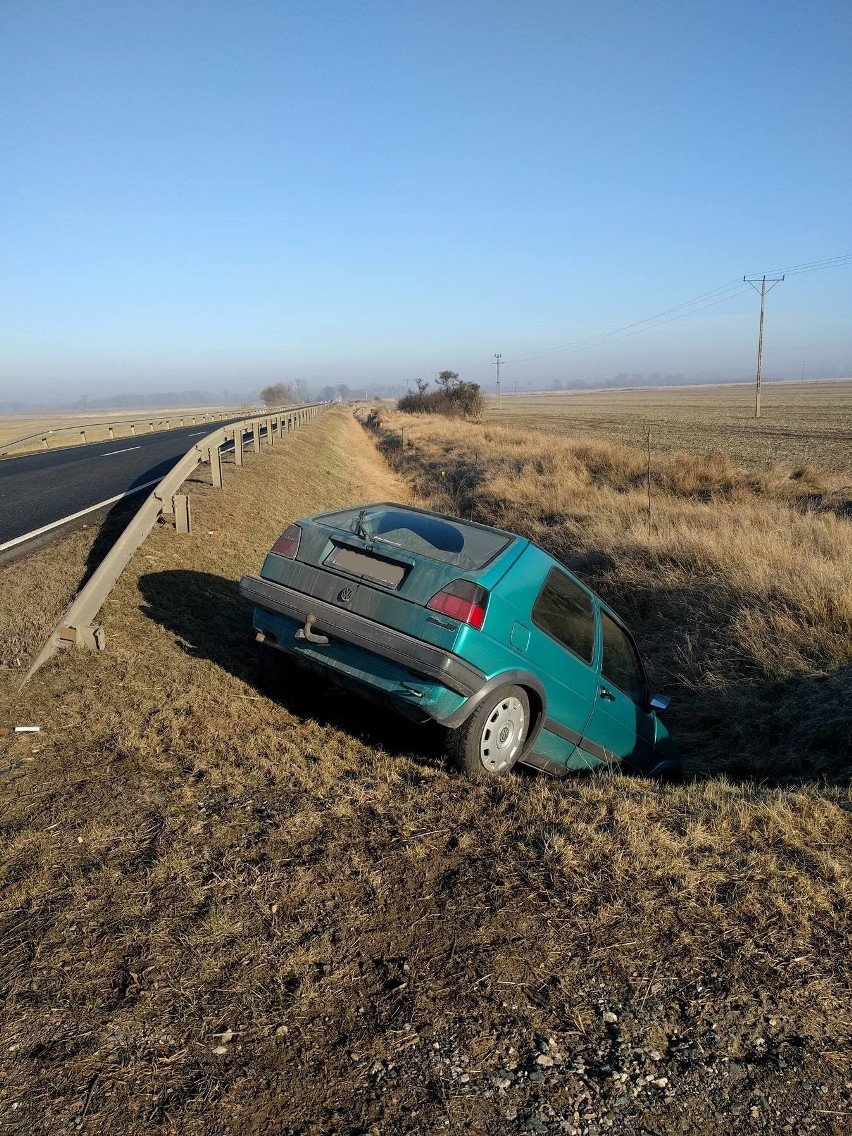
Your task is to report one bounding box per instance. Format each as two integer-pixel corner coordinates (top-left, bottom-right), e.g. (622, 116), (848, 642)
(766, 252), (852, 276)
(458, 250), (851, 384)
(491, 251), (852, 369)
(501, 282), (749, 366)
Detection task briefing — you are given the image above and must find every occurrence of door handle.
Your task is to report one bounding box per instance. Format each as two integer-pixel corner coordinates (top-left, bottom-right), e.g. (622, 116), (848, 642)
(599, 685), (616, 701)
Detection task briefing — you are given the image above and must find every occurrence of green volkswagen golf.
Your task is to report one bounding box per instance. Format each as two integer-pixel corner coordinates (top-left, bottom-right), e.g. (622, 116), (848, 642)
(239, 502), (679, 780)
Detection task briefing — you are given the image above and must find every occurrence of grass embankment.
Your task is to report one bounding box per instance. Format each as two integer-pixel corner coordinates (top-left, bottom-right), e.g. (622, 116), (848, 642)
(0, 409), (850, 1135)
(1, 498), (147, 685)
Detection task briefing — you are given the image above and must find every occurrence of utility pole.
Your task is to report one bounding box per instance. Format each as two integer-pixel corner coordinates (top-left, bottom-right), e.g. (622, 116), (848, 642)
(743, 274), (784, 418)
(493, 353), (502, 409)
(801, 361), (805, 385)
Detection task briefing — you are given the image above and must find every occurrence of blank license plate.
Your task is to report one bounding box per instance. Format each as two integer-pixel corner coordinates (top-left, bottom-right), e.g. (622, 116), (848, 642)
(324, 546), (406, 588)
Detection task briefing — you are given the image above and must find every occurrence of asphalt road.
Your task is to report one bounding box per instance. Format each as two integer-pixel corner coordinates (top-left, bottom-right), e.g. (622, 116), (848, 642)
(0, 419), (250, 549)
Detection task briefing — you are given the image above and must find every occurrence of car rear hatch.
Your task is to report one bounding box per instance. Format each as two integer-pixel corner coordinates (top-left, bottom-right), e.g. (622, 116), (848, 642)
(259, 503), (525, 649)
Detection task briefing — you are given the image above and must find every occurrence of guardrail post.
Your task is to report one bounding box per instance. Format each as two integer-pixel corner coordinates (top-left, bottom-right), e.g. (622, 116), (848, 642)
(209, 444), (223, 488)
(234, 428), (243, 465)
(401, 427), (409, 447)
(41, 436), (49, 449)
(192, 416), (197, 426)
(166, 419), (171, 429)
(108, 426), (115, 439)
(266, 416), (273, 446)
(131, 424), (137, 436)
(58, 624), (106, 652)
(172, 494), (192, 533)
(149, 422), (154, 433)
(253, 422), (260, 452)
(80, 430), (87, 444)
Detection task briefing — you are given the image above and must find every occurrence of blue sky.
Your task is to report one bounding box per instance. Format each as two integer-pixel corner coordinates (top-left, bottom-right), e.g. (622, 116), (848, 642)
(2, 0), (851, 400)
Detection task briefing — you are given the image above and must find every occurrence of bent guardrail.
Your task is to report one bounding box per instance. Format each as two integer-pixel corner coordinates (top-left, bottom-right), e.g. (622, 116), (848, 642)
(22, 403), (324, 684)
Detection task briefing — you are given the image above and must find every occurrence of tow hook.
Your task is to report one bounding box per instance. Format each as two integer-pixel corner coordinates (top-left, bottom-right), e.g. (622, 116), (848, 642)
(295, 614), (329, 645)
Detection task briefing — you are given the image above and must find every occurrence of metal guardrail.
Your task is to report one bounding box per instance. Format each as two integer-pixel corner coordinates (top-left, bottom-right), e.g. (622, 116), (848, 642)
(0, 406), (293, 457)
(22, 403), (324, 684)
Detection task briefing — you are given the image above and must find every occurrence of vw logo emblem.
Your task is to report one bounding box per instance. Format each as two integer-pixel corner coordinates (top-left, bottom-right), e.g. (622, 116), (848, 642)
(338, 587), (354, 603)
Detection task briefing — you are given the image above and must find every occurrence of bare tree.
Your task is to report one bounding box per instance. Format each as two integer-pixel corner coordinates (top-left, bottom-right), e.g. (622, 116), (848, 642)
(260, 382), (293, 406)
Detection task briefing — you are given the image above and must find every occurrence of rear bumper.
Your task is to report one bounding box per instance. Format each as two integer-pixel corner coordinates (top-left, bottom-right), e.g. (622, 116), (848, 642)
(239, 574), (486, 699)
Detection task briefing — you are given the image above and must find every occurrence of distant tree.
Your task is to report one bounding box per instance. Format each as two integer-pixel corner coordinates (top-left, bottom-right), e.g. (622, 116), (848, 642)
(292, 379), (310, 402)
(436, 370), (460, 391)
(260, 382), (293, 406)
(398, 374), (483, 419)
(335, 383), (352, 400)
(319, 385), (337, 402)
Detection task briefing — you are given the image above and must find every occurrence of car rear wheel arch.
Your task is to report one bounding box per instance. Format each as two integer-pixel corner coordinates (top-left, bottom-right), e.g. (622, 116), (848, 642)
(519, 684), (544, 755)
(442, 669), (547, 750)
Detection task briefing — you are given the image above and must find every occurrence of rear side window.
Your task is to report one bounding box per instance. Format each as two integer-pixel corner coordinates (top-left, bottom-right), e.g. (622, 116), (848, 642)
(601, 612), (645, 703)
(532, 568), (595, 664)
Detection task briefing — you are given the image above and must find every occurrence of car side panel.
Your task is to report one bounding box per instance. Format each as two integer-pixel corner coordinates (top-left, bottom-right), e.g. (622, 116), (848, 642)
(578, 599), (657, 772)
(482, 545), (600, 767)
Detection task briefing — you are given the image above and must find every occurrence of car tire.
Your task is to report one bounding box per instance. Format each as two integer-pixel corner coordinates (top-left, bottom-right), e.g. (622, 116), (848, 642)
(447, 685), (530, 778)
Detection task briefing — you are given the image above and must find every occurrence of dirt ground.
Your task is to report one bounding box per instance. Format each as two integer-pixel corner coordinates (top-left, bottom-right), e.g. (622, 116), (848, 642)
(488, 380), (852, 473)
(0, 409), (849, 1135)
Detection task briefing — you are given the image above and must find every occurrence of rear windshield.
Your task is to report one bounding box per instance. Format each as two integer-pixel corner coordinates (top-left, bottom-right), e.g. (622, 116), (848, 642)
(315, 505), (514, 570)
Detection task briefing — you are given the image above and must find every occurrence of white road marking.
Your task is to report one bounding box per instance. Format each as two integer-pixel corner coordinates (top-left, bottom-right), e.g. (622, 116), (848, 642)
(101, 445), (141, 457)
(188, 431), (205, 436)
(0, 477), (164, 553)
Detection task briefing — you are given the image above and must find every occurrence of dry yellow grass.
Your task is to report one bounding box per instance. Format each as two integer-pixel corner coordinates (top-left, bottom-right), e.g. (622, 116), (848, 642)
(372, 408), (852, 780)
(489, 380), (852, 473)
(0, 409), (850, 1134)
(0, 499), (147, 679)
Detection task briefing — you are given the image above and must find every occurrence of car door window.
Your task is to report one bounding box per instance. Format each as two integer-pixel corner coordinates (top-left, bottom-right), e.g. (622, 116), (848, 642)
(601, 612), (645, 703)
(531, 568), (595, 664)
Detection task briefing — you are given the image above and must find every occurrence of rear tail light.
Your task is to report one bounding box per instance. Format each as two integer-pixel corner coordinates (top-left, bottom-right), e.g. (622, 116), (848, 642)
(427, 579), (489, 630)
(270, 524), (301, 559)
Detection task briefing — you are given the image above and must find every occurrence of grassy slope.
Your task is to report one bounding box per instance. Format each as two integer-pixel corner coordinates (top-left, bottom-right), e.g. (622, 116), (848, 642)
(373, 410), (852, 782)
(1, 497), (148, 680)
(0, 409), (849, 1135)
